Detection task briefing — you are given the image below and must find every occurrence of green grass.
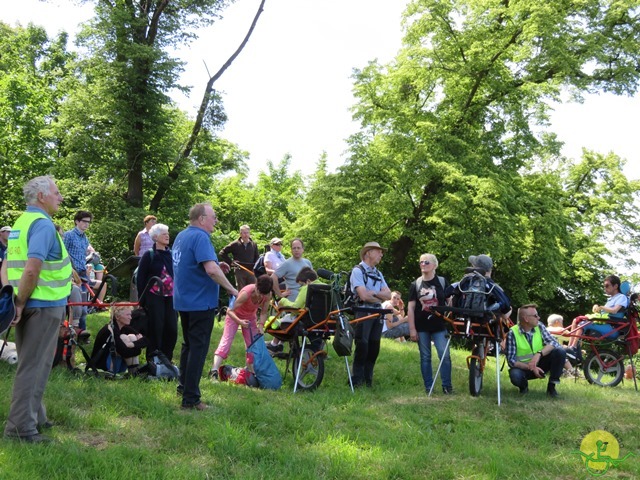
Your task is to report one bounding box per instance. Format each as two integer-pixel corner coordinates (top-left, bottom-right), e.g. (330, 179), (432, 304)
(1, 313), (639, 479)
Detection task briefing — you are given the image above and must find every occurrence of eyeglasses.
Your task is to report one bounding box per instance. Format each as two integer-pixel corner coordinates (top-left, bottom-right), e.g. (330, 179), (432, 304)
(526, 313), (540, 318)
(273, 243), (282, 246)
(603, 283), (612, 288)
(79, 219), (91, 224)
(419, 261), (431, 265)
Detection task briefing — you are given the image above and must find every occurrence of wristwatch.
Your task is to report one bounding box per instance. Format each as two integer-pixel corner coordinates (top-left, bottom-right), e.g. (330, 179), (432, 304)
(537, 350), (543, 357)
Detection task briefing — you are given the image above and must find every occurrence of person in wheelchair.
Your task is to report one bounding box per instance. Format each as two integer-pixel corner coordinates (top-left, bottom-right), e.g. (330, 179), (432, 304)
(506, 304), (565, 397)
(276, 267), (322, 310)
(270, 267), (326, 353)
(566, 275), (629, 347)
(91, 305), (148, 375)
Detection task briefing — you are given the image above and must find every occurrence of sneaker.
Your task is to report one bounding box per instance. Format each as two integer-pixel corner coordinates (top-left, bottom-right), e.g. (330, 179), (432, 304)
(266, 343), (284, 354)
(519, 386), (529, 395)
(442, 386), (454, 395)
(208, 369), (219, 381)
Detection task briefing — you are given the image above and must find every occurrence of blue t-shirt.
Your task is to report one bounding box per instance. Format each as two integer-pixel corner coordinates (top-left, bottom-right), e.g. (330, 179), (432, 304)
(172, 226), (220, 312)
(16, 206), (67, 308)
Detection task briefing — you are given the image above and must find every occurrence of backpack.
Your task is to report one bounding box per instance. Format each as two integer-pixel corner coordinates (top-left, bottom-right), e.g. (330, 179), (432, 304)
(253, 254), (266, 277)
(146, 350), (179, 380)
(332, 313), (355, 356)
(218, 364), (259, 387)
(343, 265), (384, 308)
(456, 271), (494, 312)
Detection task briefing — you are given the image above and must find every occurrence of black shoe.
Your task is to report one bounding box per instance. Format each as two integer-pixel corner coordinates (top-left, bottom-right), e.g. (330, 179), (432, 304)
(349, 377), (365, 388)
(38, 421), (55, 432)
(266, 343), (283, 353)
(547, 388), (559, 398)
(176, 385), (184, 397)
(6, 433), (54, 444)
(519, 386), (529, 395)
(208, 369), (219, 381)
(443, 386), (454, 395)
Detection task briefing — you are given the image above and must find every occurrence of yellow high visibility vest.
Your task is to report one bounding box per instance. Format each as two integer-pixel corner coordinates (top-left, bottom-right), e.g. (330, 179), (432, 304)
(6, 211), (72, 301)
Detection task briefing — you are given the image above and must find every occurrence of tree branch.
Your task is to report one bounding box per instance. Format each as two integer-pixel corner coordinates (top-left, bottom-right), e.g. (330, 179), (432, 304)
(149, 0), (267, 211)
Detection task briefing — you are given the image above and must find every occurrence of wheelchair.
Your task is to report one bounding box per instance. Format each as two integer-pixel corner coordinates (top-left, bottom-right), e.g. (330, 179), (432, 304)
(430, 304), (512, 404)
(264, 269), (389, 392)
(563, 288), (639, 389)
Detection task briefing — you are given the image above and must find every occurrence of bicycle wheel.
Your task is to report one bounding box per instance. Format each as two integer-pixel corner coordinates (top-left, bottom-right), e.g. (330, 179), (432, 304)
(583, 349), (624, 387)
(469, 342), (484, 396)
(292, 347), (325, 391)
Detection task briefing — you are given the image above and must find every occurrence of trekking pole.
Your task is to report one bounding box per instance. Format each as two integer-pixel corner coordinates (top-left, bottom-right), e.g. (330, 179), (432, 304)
(429, 332), (452, 397)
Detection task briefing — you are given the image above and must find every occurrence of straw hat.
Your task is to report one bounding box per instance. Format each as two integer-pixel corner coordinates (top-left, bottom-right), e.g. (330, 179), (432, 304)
(359, 241), (386, 260)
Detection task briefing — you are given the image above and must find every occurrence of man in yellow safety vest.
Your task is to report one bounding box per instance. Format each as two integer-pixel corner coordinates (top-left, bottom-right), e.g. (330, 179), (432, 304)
(1, 176), (71, 443)
(505, 304), (566, 398)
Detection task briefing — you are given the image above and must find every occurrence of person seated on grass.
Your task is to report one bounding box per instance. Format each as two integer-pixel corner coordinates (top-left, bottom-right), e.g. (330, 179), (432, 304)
(506, 304), (566, 397)
(91, 305), (148, 375)
(566, 275), (629, 347)
(208, 274), (273, 380)
(382, 291), (408, 342)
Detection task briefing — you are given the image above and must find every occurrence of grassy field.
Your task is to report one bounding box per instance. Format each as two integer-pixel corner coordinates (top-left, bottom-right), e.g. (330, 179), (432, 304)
(1, 312), (639, 479)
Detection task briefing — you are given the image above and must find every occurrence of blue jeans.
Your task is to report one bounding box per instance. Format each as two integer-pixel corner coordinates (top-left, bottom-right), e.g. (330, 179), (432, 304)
(417, 329), (452, 391)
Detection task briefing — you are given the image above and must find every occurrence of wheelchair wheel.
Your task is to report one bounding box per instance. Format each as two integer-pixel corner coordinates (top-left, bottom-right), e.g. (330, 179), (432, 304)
(292, 348), (325, 391)
(583, 349), (624, 387)
(469, 343), (484, 397)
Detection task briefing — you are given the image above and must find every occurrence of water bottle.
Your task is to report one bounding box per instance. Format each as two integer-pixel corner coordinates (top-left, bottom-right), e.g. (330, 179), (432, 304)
(228, 295), (236, 309)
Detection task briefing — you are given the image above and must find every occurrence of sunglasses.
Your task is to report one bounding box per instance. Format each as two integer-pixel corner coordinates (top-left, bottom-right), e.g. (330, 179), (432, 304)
(419, 260), (431, 265)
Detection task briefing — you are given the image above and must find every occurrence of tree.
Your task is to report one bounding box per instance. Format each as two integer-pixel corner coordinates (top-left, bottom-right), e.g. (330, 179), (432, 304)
(0, 22), (74, 218)
(297, 0), (640, 309)
(55, 0), (264, 210)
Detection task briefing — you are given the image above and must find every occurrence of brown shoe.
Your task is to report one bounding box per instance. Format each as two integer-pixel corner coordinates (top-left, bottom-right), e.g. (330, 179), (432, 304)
(181, 401), (208, 411)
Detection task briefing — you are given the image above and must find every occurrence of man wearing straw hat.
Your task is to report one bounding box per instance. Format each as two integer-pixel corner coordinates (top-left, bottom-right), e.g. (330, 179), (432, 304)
(350, 242), (391, 388)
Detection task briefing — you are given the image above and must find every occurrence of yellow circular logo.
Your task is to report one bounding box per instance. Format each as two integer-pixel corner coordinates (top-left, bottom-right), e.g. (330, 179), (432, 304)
(579, 430), (620, 474)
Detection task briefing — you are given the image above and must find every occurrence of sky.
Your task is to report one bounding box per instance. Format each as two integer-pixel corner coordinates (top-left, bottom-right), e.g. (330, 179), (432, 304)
(2, 0), (639, 182)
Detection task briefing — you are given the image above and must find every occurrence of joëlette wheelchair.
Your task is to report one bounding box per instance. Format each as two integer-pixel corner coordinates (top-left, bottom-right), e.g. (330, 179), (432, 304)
(430, 302), (513, 405)
(563, 287), (639, 389)
(264, 268), (389, 392)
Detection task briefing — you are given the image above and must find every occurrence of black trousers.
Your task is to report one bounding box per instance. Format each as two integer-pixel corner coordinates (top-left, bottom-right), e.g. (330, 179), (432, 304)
(509, 347), (566, 389)
(352, 311), (384, 386)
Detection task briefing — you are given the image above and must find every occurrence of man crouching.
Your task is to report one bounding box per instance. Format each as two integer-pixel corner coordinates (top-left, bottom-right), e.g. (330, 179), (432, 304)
(506, 304), (566, 398)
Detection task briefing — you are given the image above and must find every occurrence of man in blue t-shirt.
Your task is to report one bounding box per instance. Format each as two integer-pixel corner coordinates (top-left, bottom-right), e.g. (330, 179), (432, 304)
(172, 202), (237, 411)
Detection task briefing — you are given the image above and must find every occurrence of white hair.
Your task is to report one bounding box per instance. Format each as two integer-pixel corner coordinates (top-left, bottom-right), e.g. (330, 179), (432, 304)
(547, 314), (563, 327)
(149, 223), (169, 242)
(23, 175), (54, 205)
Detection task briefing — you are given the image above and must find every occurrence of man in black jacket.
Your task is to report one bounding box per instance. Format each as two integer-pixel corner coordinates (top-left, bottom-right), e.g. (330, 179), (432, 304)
(219, 225), (259, 289)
